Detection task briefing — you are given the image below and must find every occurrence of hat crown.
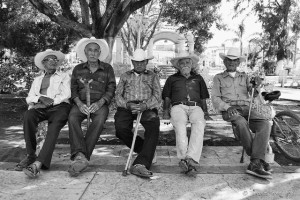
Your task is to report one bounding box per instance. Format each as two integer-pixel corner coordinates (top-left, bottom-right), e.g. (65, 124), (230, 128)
(226, 48), (241, 57)
(132, 49), (148, 61)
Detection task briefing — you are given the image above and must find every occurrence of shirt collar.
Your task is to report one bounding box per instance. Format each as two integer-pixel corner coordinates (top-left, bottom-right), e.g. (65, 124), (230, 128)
(82, 60), (104, 70)
(130, 69), (149, 74)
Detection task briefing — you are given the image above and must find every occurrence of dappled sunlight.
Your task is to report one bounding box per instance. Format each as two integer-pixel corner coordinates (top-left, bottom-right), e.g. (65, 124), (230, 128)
(93, 146), (122, 157)
(208, 172), (300, 200)
(4, 125), (23, 130)
(0, 139), (25, 148)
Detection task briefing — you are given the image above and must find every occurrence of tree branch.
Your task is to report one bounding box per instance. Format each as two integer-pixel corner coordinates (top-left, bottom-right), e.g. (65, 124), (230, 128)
(57, 0), (77, 21)
(28, 0), (91, 37)
(79, 0), (90, 25)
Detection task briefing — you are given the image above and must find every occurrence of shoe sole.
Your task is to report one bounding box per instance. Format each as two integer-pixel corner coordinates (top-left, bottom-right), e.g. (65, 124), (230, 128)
(246, 170), (273, 179)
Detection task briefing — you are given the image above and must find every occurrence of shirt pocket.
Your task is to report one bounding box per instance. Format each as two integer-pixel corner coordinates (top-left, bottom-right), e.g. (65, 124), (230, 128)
(238, 80), (248, 94)
(220, 80), (231, 88)
(92, 79), (106, 92)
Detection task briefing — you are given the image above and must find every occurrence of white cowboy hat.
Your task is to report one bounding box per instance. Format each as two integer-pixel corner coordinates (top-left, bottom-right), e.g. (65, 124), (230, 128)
(170, 51), (199, 70)
(75, 37), (109, 62)
(34, 49), (65, 70)
(130, 49), (154, 61)
(219, 47), (246, 62)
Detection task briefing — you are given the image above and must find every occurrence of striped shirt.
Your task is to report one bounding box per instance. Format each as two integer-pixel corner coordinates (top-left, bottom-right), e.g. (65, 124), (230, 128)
(115, 70), (162, 109)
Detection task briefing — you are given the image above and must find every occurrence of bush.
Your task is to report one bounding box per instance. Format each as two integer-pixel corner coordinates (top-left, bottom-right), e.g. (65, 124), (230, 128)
(0, 55), (38, 95)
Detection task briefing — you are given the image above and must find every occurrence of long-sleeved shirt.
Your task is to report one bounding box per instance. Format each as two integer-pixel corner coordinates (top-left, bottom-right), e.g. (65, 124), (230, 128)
(26, 71), (71, 105)
(71, 61), (116, 104)
(211, 71), (252, 112)
(115, 70), (162, 109)
(162, 72), (209, 103)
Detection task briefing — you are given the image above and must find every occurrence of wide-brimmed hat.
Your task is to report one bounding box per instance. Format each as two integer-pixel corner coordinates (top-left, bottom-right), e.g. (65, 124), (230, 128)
(75, 37), (109, 62)
(219, 47), (246, 62)
(130, 49), (154, 61)
(170, 51), (199, 70)
(34, 49), (65, 70)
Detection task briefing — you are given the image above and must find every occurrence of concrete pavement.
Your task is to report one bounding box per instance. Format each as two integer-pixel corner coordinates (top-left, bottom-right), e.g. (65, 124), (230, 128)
(1, 145), (300, 200)
(1, 83), (300, 199)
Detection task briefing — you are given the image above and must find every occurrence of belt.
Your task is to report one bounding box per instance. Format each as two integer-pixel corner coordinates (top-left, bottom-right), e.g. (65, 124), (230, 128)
(172, 101), (200, 107)
(229, 100), (251, 106)
(127, 100), (143, 104)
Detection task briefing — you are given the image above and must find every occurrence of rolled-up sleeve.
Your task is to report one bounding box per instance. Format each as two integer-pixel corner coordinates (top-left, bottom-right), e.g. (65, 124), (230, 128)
(26, 78), (41, 104)
(211, 75), (230, 112)
(115, 74), (127, 108)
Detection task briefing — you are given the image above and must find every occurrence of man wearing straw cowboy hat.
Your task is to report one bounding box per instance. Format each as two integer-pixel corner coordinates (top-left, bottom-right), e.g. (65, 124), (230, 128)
(162, 51), (210, 177)
(211, 47), (272, 179)
(68, 37), (116, 176)
(15, 49), (71, 178)
(114, 48), (161, 178)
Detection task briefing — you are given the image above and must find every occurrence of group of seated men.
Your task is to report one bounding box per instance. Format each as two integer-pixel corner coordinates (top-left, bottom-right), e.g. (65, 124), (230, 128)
(15, 37), (273, 180)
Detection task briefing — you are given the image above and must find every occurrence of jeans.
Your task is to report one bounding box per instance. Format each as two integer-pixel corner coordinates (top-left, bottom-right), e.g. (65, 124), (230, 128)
(222, 105), (271, 160)
(23, 103), (71, 169)
(170, 104), (206, 163)
(114, 107), (160, 169)
(68, 104), (109, 160)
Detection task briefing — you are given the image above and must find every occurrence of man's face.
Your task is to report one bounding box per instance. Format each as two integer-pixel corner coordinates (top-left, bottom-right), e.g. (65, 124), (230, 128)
(132, 60), (148, 73)
(42, 55), (59, 72)
(224, 57), (240, 72)
(84, 43), (101, 62)
(178, 58), (193, 75)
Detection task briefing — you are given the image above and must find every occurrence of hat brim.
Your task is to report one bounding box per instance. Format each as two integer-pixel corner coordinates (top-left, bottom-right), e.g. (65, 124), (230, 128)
(34, 50), (65, 70)
(170, 55), (199, 70)
(130, 55), (154, 61)
(75, 38), (109, 62)
(219, 53), (246, 62)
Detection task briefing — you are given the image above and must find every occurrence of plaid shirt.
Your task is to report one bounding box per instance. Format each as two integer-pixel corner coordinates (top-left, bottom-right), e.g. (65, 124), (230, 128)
(115, 70), (162, 109)
(71, 61), (116, 104)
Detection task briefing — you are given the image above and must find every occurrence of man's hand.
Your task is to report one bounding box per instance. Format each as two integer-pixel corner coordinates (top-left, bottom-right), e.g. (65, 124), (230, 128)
(163, 110), (171, 120)
(127, 102), (147, 114)
(39, 96), (54, 107)
(77, 102), (90, 115)
(227, 106), (239, 117)
(89, 99), (105, 113)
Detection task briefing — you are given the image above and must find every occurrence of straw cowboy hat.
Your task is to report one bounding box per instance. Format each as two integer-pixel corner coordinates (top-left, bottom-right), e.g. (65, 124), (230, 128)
(130, 49), (154, 61)
(34, 49), (65, 70)
(170, 51), (199, 70)
(75, 37), (109, 62)
(219, 47), (246, 62)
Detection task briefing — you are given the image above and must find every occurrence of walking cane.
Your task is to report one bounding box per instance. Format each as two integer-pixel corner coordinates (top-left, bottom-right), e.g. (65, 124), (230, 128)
(80, 78), (93, 129)
(122, 111), (143, 176)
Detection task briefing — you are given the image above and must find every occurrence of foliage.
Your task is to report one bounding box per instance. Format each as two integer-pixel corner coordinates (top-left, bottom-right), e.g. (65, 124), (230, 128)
(27, 0), (153, 62)
(0, 55), (39, 95)
(161, 0), (223, 53)
(120, 0), (162, 55)
(233, 0), (299, 61)
(0, 1), (79, 56)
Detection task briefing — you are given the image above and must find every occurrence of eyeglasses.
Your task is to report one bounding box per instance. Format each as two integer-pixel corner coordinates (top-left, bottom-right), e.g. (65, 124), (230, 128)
(43, 58), (59, 62)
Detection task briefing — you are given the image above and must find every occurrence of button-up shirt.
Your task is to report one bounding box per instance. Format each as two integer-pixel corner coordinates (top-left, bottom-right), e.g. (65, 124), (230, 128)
(211, 71), (252, 112)
(162, 72), (209, 103)
(26, 71), (71, 105)
(71, 60), (116, 104)
(115, 70), (162, 109)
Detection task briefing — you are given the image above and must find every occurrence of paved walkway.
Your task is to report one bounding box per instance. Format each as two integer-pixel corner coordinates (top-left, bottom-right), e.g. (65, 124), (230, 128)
(1, 81), (300, 199)
(1, 145), (300, 200)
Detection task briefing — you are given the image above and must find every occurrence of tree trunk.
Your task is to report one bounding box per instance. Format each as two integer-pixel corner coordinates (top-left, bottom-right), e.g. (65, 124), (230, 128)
(105, 36), (115, 64)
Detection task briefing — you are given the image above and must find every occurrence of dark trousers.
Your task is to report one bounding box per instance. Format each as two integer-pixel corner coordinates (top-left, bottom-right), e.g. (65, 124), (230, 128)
(68, 104), (109, 160)
(222, 105), (271, 161)
(23, 103), (71, 169)
(114, 107), (160, 169)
